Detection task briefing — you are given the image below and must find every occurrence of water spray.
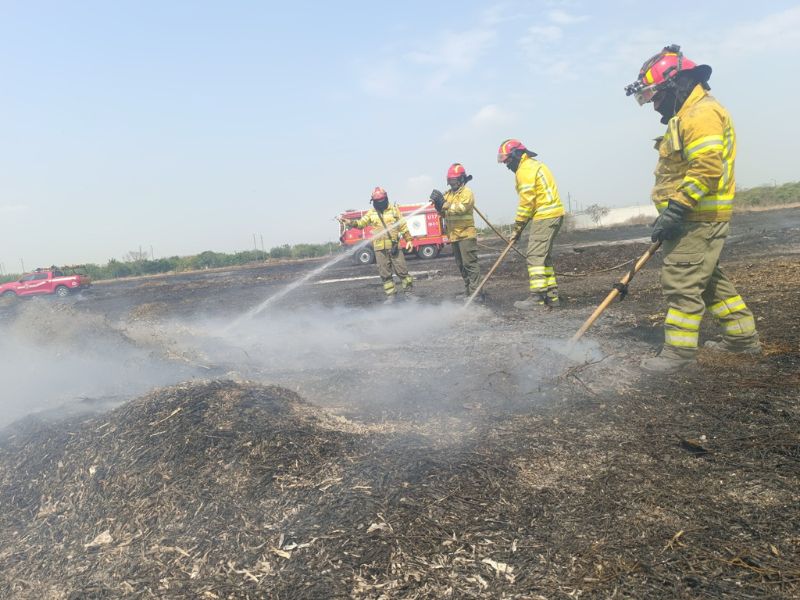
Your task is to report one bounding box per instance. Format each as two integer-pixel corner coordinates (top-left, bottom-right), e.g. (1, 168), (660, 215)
(231, 204), (433, 325)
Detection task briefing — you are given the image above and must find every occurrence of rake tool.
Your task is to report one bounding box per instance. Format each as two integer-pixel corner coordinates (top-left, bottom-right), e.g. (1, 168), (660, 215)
(570, 241), (662, 343)
(472, 206), (528, 261)
(465, 222), (529, 307)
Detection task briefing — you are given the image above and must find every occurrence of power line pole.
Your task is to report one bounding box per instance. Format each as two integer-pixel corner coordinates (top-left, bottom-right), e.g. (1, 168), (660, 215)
(253, 233), (258, 251)
(20, 258), (25, 273)
(567, 192), (572, 213)
(260, 235), (265, 254)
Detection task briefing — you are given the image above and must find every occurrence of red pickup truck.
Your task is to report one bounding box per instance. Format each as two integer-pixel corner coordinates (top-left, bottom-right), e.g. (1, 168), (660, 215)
(0, 267), (91, 298)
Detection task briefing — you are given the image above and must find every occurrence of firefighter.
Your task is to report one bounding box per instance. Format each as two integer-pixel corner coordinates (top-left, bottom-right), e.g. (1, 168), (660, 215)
(497, 139), (565, 309)
(625, 45), (761, 373)
(341, 187), (415, 303)
(430, 163), (482, 301)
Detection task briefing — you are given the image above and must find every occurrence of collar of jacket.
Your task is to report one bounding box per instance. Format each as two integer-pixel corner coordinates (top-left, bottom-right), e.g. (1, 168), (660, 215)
(369, 204), (396, 215)
(516, 153), (539, 177)
(446, 185), (471, 199)
(675, 84), (708, 119)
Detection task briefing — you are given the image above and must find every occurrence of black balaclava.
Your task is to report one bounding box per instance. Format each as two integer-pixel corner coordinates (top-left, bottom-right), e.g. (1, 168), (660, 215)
(448, 174), (473, 191)
(373, 198), (389, 212)
(506, 150), (529, 173)
(654, 70), (710, 124)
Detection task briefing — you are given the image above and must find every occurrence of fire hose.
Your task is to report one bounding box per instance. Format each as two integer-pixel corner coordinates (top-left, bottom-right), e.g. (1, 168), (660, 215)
(570, 241), (662, 343)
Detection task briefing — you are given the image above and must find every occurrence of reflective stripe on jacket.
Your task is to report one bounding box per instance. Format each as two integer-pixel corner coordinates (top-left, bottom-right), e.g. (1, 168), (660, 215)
(515, 155), (565, 221)
(351, 205), (412, 251)
(651, 85), (736, 222)
(443, 186), (477, 241)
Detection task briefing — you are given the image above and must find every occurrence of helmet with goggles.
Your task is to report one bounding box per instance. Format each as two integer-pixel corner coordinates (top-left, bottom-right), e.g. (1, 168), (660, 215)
(625, 44), (711, 105)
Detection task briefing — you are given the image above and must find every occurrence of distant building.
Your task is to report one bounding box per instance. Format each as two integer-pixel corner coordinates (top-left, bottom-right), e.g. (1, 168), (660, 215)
(569, 204), (657, 230)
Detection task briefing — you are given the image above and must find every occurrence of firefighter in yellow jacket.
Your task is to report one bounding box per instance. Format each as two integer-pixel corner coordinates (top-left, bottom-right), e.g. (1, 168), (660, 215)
(342, 187), (414, 303)
(625, 45), (761, 372)
(497, 139), (565, 309)
(429, 163), (482, 301)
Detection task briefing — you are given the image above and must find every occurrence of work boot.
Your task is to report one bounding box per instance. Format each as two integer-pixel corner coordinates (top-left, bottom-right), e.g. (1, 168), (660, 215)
(383, 294), (397, 305)
(546, 296), (561, 308)
(403, 291), (419, 303)
(704, 339), (762, 355)
(640, 353), (695, 373)
(514, 295), (547, 310)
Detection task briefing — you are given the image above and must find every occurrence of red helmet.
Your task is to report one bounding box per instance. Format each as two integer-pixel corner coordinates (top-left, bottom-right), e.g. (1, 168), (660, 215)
(625, 44), (711, 105)
(447, 163), (467, 180)
(370, 186), (388, 202)
(497, 139), (536, 163)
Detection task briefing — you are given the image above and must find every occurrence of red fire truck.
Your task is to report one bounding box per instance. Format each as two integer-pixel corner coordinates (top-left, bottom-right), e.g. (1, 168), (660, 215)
(338, 203), (449, 265)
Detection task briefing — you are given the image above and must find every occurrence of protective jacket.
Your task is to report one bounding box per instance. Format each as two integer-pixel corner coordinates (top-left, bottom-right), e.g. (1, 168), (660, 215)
(351, 205), (412, 251)
(652, 85), (735, 222)
(515, 155), (565, 222)
(443, 186), (477, 241)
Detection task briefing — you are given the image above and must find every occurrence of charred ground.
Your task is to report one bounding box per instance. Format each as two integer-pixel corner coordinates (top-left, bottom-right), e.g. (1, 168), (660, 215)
(0, 208), (798, 598)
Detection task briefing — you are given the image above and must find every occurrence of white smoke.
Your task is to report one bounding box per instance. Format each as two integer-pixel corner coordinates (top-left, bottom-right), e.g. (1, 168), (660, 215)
(0, 296), (604, 432)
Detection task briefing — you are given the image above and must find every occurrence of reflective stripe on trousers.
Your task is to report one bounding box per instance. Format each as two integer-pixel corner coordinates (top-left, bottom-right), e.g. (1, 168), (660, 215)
(527, 265), (556, 291)
(664, 307), (702, 349)
(375, 249), (411, 296)
(660, 222), (758, 358)
(526, 216), (562, 294)
(710, 295), (756, 337)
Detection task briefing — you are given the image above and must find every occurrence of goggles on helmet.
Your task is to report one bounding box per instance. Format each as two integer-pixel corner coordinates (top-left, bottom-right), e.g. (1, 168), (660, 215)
(625, 81), (660, 105)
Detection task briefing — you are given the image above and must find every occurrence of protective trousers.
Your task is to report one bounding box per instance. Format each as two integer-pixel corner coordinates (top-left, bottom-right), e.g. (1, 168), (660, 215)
(452, 238), (480, 295)
(660, 222), (758, 358)
(526, 216), (562, 301)
(375, 248), (413, 296)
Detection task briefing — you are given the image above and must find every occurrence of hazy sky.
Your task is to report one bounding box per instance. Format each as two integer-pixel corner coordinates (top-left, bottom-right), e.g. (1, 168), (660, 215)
(1, 0), (798, 270)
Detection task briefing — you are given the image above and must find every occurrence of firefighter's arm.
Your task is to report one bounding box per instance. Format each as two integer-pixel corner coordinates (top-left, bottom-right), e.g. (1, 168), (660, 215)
(444, 189), (474, 215)
(395, 209), (413, 243)
(675, 111), (726, 208)
(349, 215), (370, 229)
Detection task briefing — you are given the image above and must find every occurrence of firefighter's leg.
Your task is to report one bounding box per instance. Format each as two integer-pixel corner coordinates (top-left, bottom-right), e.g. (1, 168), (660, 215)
(460, 237), (481, 295)
(542, 216), (563, 304)
(701, 223), (759, 351)
(658, 222), (723, 361)
(375, 249), (396, 298)
(452, 241), (469, 294)
(391, 249), (413, 293)
(522, 218), (559, 305)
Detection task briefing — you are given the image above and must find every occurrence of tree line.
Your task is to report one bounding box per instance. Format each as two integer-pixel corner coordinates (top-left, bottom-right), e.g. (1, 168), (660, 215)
(0, 242), (339, 283)
(1, 181), (797, 284)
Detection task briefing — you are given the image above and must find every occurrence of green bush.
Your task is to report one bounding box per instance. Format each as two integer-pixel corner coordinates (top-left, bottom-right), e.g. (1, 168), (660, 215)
(737, 181), (800, 207)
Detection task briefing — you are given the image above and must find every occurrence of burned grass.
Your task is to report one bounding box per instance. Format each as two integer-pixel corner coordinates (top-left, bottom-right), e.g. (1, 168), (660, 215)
(0, 214), (798, 598)
(1, 367), (798, 598)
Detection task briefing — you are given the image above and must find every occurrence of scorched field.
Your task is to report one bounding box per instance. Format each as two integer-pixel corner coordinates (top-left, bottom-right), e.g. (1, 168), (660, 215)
(0, 208), (798, 599)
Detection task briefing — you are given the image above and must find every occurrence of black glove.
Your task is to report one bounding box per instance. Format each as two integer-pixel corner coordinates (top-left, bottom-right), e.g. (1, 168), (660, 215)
(510, 220), (527, 243)
(430, 189), (445, 212)
(390, 241), (400, 257)
(651, 200), (690, 242)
